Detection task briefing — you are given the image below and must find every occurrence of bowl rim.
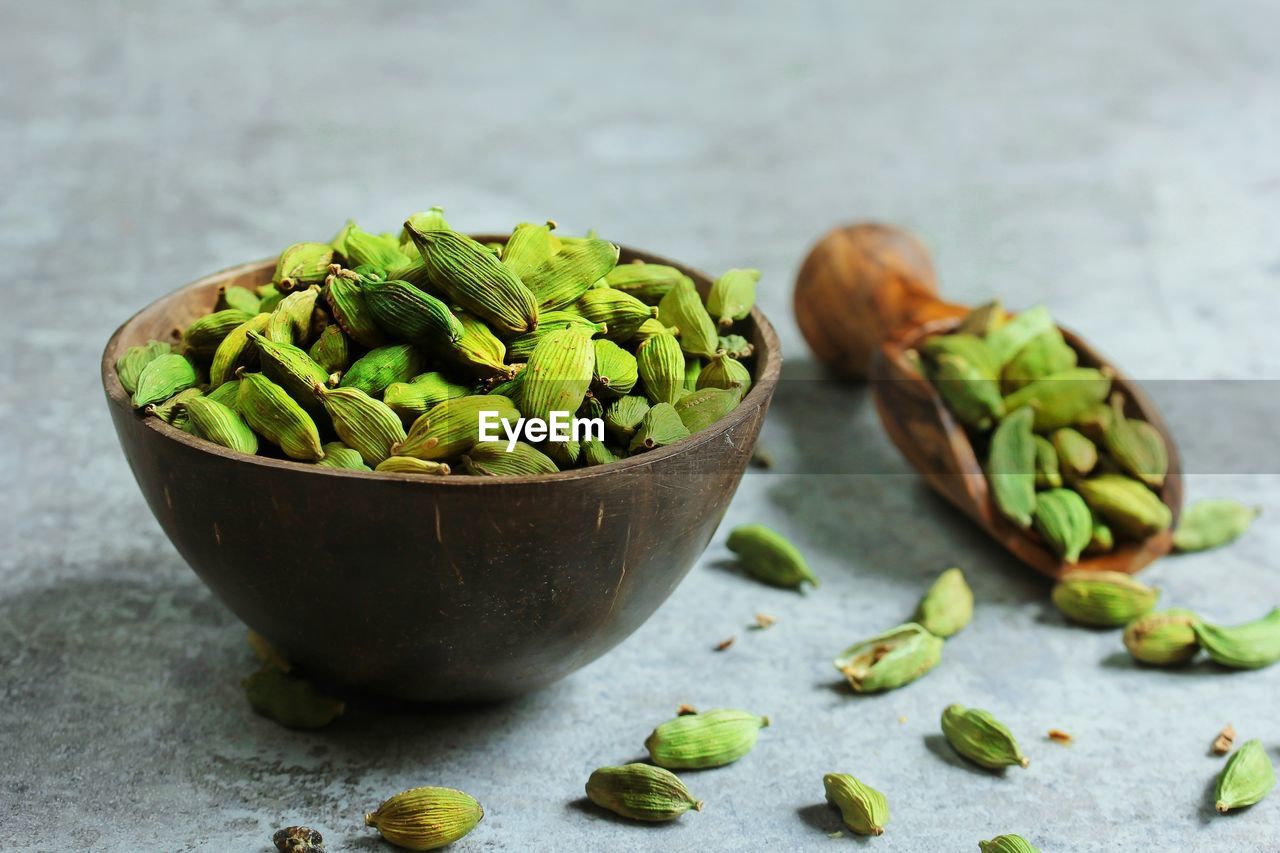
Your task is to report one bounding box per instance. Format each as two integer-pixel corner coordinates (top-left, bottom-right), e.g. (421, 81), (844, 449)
(102, 237), (782, 486)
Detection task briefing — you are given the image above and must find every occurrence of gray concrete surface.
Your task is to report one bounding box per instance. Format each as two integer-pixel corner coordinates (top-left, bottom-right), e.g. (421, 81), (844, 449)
(3, 1), (1279, 850)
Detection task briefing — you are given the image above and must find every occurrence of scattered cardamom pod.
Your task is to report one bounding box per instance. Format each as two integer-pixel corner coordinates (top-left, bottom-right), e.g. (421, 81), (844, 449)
(979, 834), (1041, 852)
(1173, 499), (1261, 553)
(585, 764), (703, 822)
(1051, 569), (1159, 627)
(823, 773), (888, 836)
(915, 567), (974, 638)
(1193, 607), (1280, 670)
(834, 623), (942, 693)
(242, 666), (344, 730)
(644, 708), (769, 769)
(726, 523), (817, 589)
(941, 704), (1028, 770)
(365, 786), (484, 850)
(1122, 608), (1200, 665)
(1215, 739), (1276, 814)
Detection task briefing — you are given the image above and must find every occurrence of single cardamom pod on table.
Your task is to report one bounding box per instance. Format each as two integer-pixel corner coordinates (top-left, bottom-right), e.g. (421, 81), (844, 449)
(365, 786), (484, 850)
(1215, 739), (1276, 814)
(644, 708), (770, 769)
(833, 623), (942, 693)
(585, 764), (702, 822)
(941, 704), (1028, 770)
(1051, 569), (1159, 627)
(823, 772), (888, 836)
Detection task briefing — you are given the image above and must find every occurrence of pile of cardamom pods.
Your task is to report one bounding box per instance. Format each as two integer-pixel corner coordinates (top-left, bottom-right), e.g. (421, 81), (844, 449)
(116, 207), (761, 475)
(910, 301), (1171, 562)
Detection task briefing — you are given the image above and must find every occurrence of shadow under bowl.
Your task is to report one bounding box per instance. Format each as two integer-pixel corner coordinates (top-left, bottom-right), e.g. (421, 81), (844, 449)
(101, 240), (781, 702)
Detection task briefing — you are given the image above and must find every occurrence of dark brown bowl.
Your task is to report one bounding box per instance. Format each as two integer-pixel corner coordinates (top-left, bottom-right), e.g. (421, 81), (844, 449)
(102, 240), (780, 703)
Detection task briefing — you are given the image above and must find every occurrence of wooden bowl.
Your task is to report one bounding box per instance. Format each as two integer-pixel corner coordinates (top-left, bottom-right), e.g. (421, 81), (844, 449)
(797, 223), (1181, 579)
(101, 241), (780, 702)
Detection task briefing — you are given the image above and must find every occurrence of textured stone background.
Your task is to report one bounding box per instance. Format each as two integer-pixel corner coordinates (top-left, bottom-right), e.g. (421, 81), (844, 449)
(3, 1), (1279, 850)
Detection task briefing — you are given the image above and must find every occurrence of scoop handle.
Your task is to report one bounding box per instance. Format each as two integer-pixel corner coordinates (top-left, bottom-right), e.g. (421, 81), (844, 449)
(794, 223), (968, 377)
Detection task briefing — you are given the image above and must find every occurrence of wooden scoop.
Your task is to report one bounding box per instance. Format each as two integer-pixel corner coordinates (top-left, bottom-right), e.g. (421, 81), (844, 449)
(795, 223), (1182, 578)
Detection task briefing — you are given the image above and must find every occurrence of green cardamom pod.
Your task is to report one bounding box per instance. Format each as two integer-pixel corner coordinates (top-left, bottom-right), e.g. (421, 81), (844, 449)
(682, 357), (703, 392)
(340, 224), (404, 274)
(384, 372), (473, 424)
(144, 386), (203, 427)
(727, 523), (818, 589)
(518, 328), (595, 424)
(406, 225), (539, 335)
(1075, 400), (1115, 444)
(523, 237), (619, 311)
(581, 438), (621, 467)
(256, 282), (284, 313)
(1051, 569), (1159, 627)
(987, 406), (1037, 528)
(205, 379), (241, 411)
(1215, 739), (1276, 814)
(1032, 488), (1093, 563)
(915, 567), (973, 638)
(182, 309), (255, 359)
(591, 338), (638, 398)
(645, 708), (769, 769)
(1193, 608), (1280, 670)
(216, 284), (262, 315)
(266, 286), (321, 345)
(506, 311), (607, 360)
(955, 298), (1007, 337)
(1051, 427), (1097, 481)
(1073, 474), (1172, 539)
(706, 268), (759, 328)
(1123, 608), (1200, 665)
(696, 351), (751, 397)
(272, 242), (335, 291)
(307, 323), (351, 375)
(462, 441), (559, 476)
(542, 436), (581, 468)
(628, 402), (690, 453)
(374, 456), (451, 476)
(932, 353), (1005, 431)
(131, 353), (198, 409)
(717, 334), (754, 359)
(1105, 410), (1168, 489)
(921, 333), (1002, 377)
(395, 395), (520, 461)
(658, 276), (718, 358)
(398, 207), (450, 253)
(1087, 514), (1115, 554)
(314, 441), (371, 471)
(941, 704), (1028, 770)
(604, 395), (650, 442)
(365, 786), (483, 850)
(1173, 499), (1260, 553)
(979, 834), (1041, 852)
(833, 623), (942, 693)
(247, 330), (331, 406)
(585, 764), (702, 822)
(339, 343), (425, 397)
(210, 313), (271, 387)
(604, 261), (684, 304)
(236, 372), (324, 461)
(674, 387), (739, 434)
(984, 304), (1054, 365)
(325, 272), (388, 348)
(636, 333), (685, 405)
(184, 396), (259, 455)
(578, 288), (658, 340)
(1001, 328), (1077, 392)
(1002, 367), (1112, 431)
(439, 312), (511, 379)
(242, 666), (344, 730)
(627, 316), (679, 345)
(315, 384), (406, 466)
(499, 221), (557, 281)
(116, 339), (174, 394)
(364, 278), (464, 346)
(1032, 435), (1062, 488)
(823, 773), (888, 836)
